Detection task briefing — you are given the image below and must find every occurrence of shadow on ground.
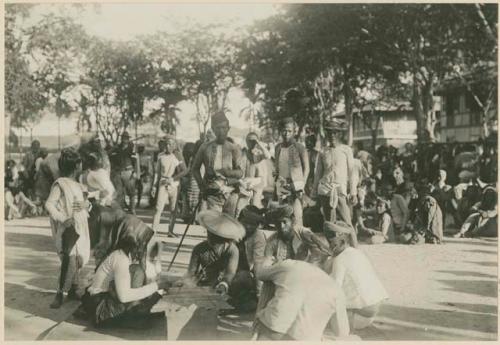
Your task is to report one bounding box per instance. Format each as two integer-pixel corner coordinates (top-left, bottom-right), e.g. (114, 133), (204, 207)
(378, 304), (497, 338)
(436, 270), (497, 279)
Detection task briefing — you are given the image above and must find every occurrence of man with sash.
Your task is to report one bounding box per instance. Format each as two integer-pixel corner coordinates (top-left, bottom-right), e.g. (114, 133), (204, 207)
(274, 117), (309, 226)
(191, 111), (243, 215)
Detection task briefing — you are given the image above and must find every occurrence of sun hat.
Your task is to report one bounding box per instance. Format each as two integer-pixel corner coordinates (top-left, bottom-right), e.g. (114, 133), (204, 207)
(197, 210), (245, 241)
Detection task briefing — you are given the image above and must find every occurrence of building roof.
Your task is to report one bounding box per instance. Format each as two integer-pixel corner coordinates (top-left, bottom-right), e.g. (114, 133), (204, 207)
(334, 101), (412, 117)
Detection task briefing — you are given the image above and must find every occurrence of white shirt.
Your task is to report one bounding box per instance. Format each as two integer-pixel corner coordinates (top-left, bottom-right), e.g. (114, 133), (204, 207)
(155, 153), (181, 187)
(86, 168), (115, 206)
(323, 247), (388, 309)
(278, 147), (291, 179)
(89, 250), (158, 303)
(256, 260), (349, 340)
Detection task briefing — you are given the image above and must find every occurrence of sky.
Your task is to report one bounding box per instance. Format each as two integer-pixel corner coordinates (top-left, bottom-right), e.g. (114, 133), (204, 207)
(19, 3), (278, 142)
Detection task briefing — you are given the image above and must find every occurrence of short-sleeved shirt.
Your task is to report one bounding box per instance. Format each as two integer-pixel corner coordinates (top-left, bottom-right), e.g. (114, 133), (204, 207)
(323, 247), (388, 309)
(157, 153), (181, 179)
(188, 241), (239, 286)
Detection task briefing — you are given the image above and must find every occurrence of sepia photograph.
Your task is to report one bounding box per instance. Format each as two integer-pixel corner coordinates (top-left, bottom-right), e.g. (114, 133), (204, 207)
(3, 2), (498, 341)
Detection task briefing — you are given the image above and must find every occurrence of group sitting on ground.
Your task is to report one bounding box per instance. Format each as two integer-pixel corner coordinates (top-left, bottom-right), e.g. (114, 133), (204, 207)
(7, 111), (497, 340)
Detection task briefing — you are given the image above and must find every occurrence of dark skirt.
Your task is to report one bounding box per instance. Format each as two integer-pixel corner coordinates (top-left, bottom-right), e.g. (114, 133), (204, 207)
(81, 289), (162, 328)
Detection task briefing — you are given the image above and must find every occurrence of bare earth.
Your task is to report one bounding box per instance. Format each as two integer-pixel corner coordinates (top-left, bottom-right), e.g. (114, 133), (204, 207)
(4, 210), (498, 341)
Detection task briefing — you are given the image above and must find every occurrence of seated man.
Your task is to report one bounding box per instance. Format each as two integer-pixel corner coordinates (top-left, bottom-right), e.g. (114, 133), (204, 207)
(182, 210), (245, 295)
(254, 259), (350, 341)
(454, 186), (497, 238)
(322, 221), (388, 330)
(227, 205), (267, 312)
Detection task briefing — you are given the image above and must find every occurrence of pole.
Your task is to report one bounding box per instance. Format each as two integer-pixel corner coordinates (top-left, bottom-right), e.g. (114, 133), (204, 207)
(58, 116), (61, 150)
(167, 198), (203, 272)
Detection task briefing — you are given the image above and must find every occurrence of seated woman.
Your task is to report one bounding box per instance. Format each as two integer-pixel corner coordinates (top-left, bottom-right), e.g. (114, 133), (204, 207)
(80, 215), (166, 328)
(360, 198), (395, 244)
(181, 210), (245, 295)
(454, 187), (497, 238)
(322, 221), (388, 330)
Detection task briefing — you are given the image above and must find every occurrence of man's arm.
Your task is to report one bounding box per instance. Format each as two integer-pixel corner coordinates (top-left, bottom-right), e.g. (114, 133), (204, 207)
(172, 152), (188, 181)
(191, 143), (205, 191)
(221, 243), (239, 285)
(298, 144), (310, 185)
(346, 147), (357, 194)
(311, 152), (323, 199)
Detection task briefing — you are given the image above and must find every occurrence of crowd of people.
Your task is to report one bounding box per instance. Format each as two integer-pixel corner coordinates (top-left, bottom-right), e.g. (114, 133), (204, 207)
(3, 110), (498, 340)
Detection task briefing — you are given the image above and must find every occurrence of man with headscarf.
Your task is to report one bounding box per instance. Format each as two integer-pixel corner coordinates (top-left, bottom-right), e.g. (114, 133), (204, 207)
(191, 111), (243, 215)
(239, 132), (271, 209)
(22, 139), (42, 196)
(322, 221), (388, 331)
(109, 131), (138, 214)
(312, 119), (358, 235)
(274, 117), (309, 225)
(225, 205), (267, 312)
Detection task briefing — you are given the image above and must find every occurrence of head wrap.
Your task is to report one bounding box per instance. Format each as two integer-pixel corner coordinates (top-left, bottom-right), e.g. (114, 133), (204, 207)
(266, 205), (294, 224)
(239, 205), (265, 226)
(211, 111), (229, 128)
(324, 118), (347, 132)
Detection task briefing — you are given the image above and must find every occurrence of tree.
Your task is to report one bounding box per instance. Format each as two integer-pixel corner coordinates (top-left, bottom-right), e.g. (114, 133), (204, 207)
(25, 13), (89, 148)
(141, 33), (188, 136)
(170, 24), (242, 136)
(5, 4), (46, 148)
(363, 4), (497, 142)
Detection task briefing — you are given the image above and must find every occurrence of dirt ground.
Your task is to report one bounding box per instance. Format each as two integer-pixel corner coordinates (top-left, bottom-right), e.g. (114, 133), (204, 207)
(4, 210), (498, 341)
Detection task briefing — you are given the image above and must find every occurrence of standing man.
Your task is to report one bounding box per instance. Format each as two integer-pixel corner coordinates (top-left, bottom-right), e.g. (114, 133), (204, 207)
(312, 119), (358, 236)
(191, 111), (243, 215)
(149, 138), (167, 207)
(151, 135), (187, 237)
(305, 134), (320, 203)
(22, 139), (42, 197)
(274, 117), (309, 225)
(136, 144), (152, 209)
(108, 131), (137, 214)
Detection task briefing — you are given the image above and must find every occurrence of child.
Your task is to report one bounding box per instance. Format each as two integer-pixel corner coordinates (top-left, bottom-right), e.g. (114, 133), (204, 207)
(363, 199), (395, 244)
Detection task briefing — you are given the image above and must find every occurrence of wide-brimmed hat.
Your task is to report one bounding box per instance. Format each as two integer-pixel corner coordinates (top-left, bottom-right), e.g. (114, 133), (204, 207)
(197, 210), (245, 241)
(324, 221), (353, 238)
(324, 118), (347, 132)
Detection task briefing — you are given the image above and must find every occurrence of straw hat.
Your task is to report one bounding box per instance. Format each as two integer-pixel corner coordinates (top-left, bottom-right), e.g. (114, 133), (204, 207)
(197, 210), (245, 241)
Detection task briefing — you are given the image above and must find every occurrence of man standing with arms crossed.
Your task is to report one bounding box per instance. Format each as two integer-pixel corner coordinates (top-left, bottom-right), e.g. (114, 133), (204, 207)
(151, 135), (187, 237)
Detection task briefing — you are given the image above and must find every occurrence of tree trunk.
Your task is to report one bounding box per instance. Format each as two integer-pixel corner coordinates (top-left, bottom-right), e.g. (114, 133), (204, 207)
(412, 81), (428, 144)
(344, 82), (354, 146)
(371, 114), (382, 152)
(423, 82), (437, 142)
